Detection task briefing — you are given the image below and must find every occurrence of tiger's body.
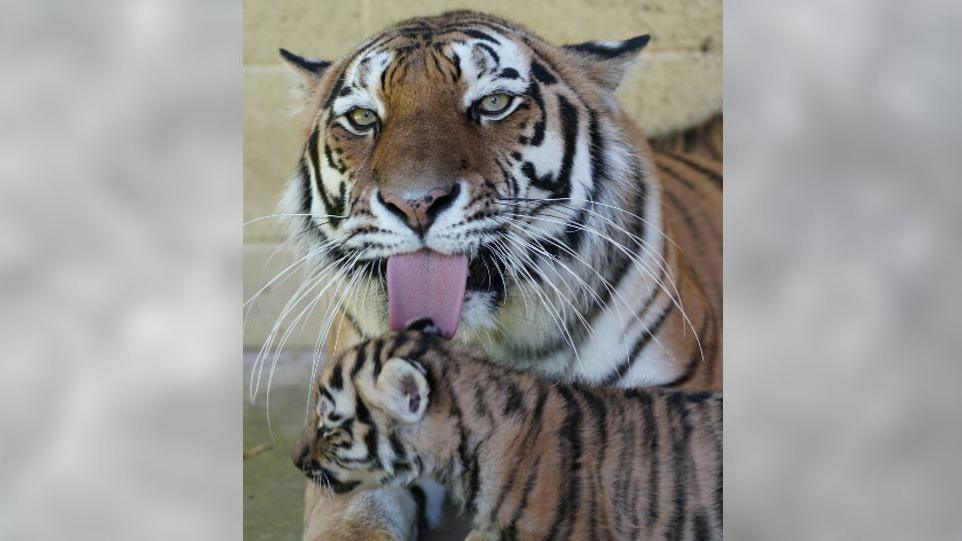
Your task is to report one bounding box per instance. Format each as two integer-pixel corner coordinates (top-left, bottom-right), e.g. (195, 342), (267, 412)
(271, 9), (722, 540)
(296, 330), (723, 541)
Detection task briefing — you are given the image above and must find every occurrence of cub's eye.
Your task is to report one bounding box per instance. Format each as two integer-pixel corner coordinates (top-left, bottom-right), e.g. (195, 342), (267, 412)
(478, 93), (513, 115)
(347, 107), (378, 129)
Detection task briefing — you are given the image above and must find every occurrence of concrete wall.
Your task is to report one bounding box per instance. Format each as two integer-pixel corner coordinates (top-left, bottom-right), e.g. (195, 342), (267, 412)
(244, 0), (721, 348)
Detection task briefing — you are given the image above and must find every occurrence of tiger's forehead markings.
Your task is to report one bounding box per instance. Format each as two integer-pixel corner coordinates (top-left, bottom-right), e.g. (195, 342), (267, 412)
(329, 27), (531, 116)
(329, 50), (394, 118)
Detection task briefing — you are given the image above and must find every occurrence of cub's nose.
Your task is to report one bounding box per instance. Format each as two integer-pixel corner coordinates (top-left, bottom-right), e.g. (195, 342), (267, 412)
(378, 183), (461, 235)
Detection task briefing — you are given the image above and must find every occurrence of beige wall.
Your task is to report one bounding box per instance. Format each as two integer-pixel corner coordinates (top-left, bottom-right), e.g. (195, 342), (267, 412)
(244, 0), (721, 348)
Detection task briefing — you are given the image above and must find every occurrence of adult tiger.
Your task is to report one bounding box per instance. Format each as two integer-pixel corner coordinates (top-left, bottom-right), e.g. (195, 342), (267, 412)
(273, 10), (721, 541)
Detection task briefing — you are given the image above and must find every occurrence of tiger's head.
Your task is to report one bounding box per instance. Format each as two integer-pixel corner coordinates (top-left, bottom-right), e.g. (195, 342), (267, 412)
(280, 10), (649, 341)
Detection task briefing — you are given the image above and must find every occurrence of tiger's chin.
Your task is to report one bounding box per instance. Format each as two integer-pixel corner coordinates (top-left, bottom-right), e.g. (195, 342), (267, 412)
(457, 290), (501, 336)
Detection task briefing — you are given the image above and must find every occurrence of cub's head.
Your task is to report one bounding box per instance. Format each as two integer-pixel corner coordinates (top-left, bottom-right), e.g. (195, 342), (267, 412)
(293, 331), (443, 494)
(280, 10), (649, 337)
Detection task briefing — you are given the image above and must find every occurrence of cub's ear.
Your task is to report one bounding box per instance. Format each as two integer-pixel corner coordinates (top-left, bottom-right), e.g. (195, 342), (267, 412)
(562, 35), (650, 91)
(279, 48), (331, 87)
(371, 358), (430, 423)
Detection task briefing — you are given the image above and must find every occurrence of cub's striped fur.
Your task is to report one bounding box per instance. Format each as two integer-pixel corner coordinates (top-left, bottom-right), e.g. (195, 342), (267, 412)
(296, 330), (722, 541)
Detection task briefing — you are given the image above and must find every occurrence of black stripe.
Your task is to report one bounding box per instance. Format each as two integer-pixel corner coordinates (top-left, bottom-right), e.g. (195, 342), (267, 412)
(693, 511), (712, 541)
(664, 188), (713, 247)
(328, 358), (344, 390)
(553, 95), (579, 200)
(476, 42), (501, 66)
(450, 52), (462, 80)
(279, 48), (331, 75)
(622, 390), (659, 529)
(667, 152), (722, 188)
(349, 340), (370, 378)
(530, 59), (557, 85)
(369, 338), (384, 378)
(526, 81), (546, 146)
(388, 431), (406, 461)
(318, 386), (335, 407)
(498, 67), (520, 80)
(322, 70), (346, 110)
(619, 402), (640, 538)
(501, 380), (524, 416)
(409, 485), (429, 536)
(405, 332), (437, 362)
(297, 159), (312, 216)
(489, 385), (548, 525)
(354, 397), (382, 467)
(342, 308), (364, 338)
(306, 127), (343, 227)
(601, 299), (674, 386)
(665, 392), (692, 541)
(657, 161), (700, 193)
(520, 161), (554, 193)
(564, 35), (650, 59)
(462, 28), (500, 44)
(576, 386), (607, 541)
(542, 387), (583, 541)
(504, 454), (542, 541)
(658, 314), (713, 389)
(324, 142), (344, 174)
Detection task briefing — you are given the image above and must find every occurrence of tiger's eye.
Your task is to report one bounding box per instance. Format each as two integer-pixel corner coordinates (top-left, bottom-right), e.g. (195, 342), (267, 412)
(348, 108), (378, 127)
(479, 93), (511, 113)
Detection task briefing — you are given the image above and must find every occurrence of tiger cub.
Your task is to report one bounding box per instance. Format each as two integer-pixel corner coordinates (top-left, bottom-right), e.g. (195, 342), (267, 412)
(294, 329), (722, 541)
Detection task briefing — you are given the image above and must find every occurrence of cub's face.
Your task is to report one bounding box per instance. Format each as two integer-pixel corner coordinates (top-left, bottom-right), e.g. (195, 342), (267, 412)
(281, 12), (648, 336)
(293, 337), (433, 494)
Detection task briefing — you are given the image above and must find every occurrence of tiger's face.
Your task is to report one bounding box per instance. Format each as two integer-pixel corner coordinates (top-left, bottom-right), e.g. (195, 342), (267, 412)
(281, 11), (649, 338)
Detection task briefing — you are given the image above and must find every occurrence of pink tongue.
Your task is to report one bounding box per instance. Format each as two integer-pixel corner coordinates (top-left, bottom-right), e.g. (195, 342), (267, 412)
(387, 251), (468, 339)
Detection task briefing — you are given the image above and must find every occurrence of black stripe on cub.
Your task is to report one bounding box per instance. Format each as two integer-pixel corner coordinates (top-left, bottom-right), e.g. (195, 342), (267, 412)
(409, 484), (429, 536)
(665, 392), (693, 541)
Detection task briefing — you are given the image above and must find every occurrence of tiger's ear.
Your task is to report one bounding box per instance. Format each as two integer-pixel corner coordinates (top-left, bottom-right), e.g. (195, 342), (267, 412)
(279, 48), (331, 87)
(371, 358), (430, 423)
(562, 35), (650, 91)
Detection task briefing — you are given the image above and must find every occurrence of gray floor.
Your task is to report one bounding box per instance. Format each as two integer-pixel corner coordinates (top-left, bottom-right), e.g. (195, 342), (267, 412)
(243, 351), (470, 540)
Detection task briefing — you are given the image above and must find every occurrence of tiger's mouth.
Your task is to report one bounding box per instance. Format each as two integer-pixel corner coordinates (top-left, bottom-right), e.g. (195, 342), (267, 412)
(307, 466), (361, 494)
(383, 246), (506, 338)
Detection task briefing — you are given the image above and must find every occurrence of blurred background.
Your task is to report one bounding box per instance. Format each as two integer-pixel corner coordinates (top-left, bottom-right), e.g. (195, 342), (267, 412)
(2, 0), (961, 540)
(0, 0), (242, 540)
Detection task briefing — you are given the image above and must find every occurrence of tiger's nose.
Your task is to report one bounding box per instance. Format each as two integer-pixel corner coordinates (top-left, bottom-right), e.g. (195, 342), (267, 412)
(379, 184), (461, 235)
